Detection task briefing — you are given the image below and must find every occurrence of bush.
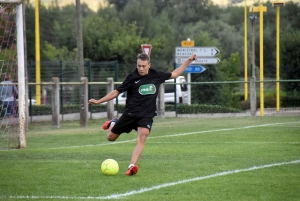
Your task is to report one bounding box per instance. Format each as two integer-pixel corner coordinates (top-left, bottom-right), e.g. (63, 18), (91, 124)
(177, 104), (242, 114)
(239, 99), (250, 110)
(30, 98), (300, 116)
(281, 96), (300, 107)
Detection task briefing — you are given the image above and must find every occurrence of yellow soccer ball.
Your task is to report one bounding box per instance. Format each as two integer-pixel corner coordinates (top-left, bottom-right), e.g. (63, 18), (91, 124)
(101, 159), (119, 176)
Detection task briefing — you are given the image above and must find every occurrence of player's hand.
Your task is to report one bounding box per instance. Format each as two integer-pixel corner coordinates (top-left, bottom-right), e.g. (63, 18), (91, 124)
(88, 99), (100, 105)
(188, 53), (197, 62)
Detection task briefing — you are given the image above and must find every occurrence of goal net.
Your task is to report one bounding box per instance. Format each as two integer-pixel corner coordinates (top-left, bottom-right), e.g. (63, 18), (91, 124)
(0, 0), (26, 149)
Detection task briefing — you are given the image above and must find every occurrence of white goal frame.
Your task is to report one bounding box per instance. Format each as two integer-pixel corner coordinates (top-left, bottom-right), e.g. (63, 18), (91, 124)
(0, 0), (26, 148)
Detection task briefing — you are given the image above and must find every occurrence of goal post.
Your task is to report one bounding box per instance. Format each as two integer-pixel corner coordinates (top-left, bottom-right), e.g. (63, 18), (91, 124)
(0, 0), (26, 149)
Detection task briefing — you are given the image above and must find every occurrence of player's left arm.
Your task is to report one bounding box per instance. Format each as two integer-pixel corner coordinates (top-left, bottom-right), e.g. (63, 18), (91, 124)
(170, 53), (197, 79)
(88, 90), (120, 105)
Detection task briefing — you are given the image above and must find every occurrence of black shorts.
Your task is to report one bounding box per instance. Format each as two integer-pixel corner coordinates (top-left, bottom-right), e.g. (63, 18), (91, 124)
(111, 115), (153, 135)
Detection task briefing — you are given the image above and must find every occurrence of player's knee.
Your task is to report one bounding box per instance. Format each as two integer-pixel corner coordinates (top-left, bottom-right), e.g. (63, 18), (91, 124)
(107, 136), (115, 141)
(107, 135), (116, 141)
(138, 128), (150, 138)
(107, 132), (118, 141)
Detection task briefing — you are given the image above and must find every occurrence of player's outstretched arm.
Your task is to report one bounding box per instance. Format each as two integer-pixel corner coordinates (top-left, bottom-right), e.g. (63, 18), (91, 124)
(170, 53), (197, 79)
(88, 90), (120, 105)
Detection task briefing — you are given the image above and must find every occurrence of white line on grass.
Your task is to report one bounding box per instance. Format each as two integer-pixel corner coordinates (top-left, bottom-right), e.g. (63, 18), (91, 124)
(3, 159), (300, 200)
(140, 141), (300, 144)
(51, 121), (300, 149)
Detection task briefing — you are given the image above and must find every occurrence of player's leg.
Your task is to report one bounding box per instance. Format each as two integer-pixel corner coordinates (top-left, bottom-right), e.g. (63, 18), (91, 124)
(105, 115), (135, 141)
(126, 127), (150, 176)
(107, 123), (120, 141)
(102, 118), (119, 141)
(130, 127), (150, 164)
(126, 117), (153, 175)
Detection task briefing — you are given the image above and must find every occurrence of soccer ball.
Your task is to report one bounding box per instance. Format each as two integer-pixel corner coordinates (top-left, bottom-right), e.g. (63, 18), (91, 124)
(101, 159), (119, 176)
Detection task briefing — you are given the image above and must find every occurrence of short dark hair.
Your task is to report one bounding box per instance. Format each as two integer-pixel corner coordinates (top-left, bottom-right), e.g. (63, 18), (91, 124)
(137, 53), (150, 62)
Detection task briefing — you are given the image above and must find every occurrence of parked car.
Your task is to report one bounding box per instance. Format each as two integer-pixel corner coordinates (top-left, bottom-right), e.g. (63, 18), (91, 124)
(29, 99), (36, 105)
(110, 76), (188, 105)
(164, 76), (188, 104)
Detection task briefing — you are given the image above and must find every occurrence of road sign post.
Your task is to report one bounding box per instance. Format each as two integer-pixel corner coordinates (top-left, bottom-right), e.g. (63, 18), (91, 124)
(175, 47), (220, 57)
(176, 65), (206, 73)
(250, 4), (267, 116)
(179, 39), (195, 105)
(181, 39), (194, 47)
(175, 44), (220, 105)
(175, 57), (220, 65)
(141, 44), (152, 56)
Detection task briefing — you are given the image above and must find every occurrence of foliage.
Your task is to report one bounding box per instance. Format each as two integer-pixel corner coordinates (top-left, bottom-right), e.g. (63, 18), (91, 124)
(281, 96), (300, 107)
(218, 53), (241, 108)
(178, 31), (222, 105)
(30, 103), (244, 115)
(22, 0), (300, 107)
(177, 104), (242, 114)
(42, 42), (78, 61)
(83, 16), (143, 63)
(281, 31), (300, 93)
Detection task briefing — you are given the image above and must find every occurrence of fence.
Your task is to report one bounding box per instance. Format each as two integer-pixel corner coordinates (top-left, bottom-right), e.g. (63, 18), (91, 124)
(25, 78), (300, 124)
(1, 78), (299, 149)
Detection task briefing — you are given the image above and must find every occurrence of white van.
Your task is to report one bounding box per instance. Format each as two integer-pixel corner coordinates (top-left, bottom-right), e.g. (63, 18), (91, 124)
(164, 76), (188, 104)
(114, 76), (188, 105)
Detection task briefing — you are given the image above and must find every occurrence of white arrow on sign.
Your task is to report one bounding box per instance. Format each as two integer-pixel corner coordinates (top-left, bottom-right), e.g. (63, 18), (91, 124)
(175, 47), (220, 57)
(176, 57), (220, 65)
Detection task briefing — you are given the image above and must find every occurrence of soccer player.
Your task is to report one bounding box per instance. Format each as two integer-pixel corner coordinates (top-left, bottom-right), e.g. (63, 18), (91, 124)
(88, 53), (197, 175)
(0, 73), (18, 117)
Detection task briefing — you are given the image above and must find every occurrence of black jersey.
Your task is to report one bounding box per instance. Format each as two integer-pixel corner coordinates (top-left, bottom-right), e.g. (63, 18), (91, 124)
(116, 69), (171, 118)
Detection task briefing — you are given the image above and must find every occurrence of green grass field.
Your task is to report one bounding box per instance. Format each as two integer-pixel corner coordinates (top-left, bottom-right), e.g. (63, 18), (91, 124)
(1, 116), (300, 201)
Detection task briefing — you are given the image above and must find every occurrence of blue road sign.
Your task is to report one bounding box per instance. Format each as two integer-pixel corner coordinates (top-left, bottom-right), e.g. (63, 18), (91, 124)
(176, 65), (206, 73)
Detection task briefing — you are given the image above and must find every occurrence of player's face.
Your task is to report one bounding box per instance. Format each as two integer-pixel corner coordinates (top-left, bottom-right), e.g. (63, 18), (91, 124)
(137, 59), (151, 76)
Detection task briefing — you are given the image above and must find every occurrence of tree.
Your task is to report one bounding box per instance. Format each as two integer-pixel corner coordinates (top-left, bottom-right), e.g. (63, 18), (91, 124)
(82, 16), (144, 63)
(281, 31), (300, 93)
(42, 42), (77, 61)
(218, 53), (241, 108)
(185, 30), (224, 105)
(107, 0), (129, 11)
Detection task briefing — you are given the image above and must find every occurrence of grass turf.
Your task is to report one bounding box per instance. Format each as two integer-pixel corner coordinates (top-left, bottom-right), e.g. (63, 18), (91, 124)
(0, 116), (299, 200)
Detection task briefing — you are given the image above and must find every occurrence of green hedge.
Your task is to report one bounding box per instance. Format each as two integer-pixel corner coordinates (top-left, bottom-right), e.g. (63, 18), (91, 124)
(177, 104), (242, 114)
(29, 103), (242, 116)
(28, 98), (299, 116)
(238, 96), (300, 110)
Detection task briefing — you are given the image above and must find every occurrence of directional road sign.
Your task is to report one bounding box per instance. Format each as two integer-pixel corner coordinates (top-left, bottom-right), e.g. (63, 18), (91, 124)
(175, 57), (220, 65)
(181, 40), (194, 47)
(176, 65), (206, 73)
(175, 47), (220, 57)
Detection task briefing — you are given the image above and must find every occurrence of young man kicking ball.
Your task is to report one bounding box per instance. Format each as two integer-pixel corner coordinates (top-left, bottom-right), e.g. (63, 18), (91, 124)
(88, 53), (197, 175)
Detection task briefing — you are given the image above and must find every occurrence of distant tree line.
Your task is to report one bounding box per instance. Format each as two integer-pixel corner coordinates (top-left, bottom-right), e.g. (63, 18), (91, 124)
(17, 0), (300, 105)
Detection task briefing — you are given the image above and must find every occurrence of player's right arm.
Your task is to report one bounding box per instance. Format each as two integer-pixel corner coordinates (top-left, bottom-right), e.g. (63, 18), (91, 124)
(88, 90), (120, 105)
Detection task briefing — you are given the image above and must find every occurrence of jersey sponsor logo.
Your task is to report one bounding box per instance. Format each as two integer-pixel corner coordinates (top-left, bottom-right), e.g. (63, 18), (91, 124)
(139, 84), (156, 95)
(135, 80), (141, 84)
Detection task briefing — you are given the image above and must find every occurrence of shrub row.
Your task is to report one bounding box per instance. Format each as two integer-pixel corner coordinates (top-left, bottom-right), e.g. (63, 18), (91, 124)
(29, 103), (241, 116)
(177, 104), (242, 114)
(239, 96), (300, 110)
(28, 96), (299, 116)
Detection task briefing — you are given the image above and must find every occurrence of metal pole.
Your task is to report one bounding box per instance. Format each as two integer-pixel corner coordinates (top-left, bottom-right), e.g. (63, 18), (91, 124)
(16, 3), (26, 148)
(250, 15), (257, 78)
(187, 73), (191, 105)
(276, 6), (280, 112)
(259, 4), (264, 116)
(76, 0), (86, 126)
(244, 0), (248, 100)
(35, 0), (41, 105)
(60, 61), (63, 121)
